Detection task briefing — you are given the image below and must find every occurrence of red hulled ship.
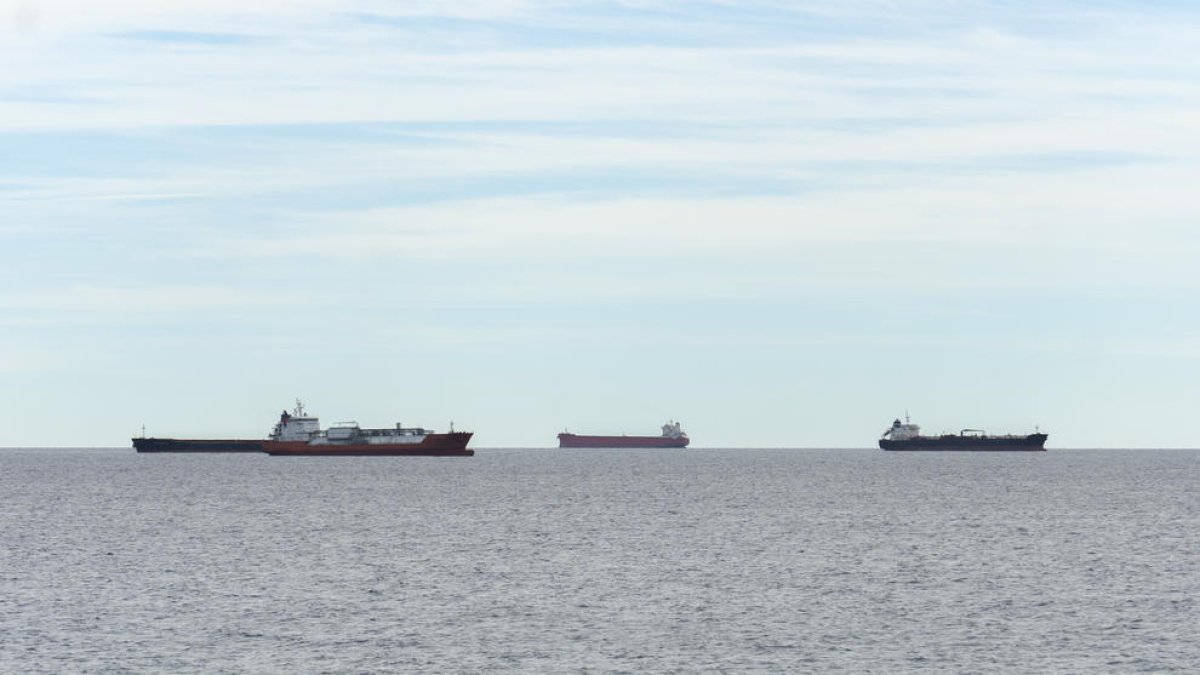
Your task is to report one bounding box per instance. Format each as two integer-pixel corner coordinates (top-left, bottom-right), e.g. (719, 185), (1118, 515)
(558, 421), (689, 448)
(262, 401), (473, 456)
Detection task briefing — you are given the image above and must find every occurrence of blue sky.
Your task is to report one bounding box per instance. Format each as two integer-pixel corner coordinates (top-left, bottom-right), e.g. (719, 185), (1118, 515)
(2, 0), (1199, 447)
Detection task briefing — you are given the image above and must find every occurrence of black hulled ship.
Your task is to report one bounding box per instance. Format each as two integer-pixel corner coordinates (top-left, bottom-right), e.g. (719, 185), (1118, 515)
(879, 416), (1047, 451)
(133, 437), (264, 452)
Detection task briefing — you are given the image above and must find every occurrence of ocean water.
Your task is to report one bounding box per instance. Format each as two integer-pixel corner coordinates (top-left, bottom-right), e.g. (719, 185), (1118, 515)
(1, 448), (1197, 673)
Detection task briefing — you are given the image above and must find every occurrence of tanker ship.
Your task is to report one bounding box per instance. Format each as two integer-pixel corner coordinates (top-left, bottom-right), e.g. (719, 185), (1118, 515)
(262, 401), (473, 456)
(879, 416), (1047, 451)
(558, 421), (689, 448)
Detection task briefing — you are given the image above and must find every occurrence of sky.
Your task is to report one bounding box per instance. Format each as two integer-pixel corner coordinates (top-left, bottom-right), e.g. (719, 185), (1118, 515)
(2, 0), (1199, 447)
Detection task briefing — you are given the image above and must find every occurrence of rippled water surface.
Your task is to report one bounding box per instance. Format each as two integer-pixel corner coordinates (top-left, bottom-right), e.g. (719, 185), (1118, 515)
(2, 448), (1198, 673)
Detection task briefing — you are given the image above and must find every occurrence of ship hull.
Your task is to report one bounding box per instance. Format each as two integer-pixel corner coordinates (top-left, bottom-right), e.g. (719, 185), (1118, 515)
(133, 438), (264, 453)
(263, 432), (474, 456)
(558, 434), (688, 449)
(880, 433), (1047, 451)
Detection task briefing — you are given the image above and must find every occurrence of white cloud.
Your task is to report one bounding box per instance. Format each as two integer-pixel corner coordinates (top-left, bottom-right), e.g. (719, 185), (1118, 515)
(0, 284), (303, 312)
(4, 0), (330, 35)
(3, 1), (1199, 133)
(3, 0), (1200, 447)
(0, 341), (66, 372)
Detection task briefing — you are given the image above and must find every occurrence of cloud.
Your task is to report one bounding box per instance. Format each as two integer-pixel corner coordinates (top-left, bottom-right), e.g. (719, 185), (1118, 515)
(3, 1), (1199, 134)
(108, 29), (260, 46)
(0, 285), (303, 312)
(4, 0), (1200, 447)
(0, 341), (66, 372)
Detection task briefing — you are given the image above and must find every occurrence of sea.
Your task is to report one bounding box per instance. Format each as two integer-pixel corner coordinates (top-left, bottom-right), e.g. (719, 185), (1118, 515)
(2, 447), (1197, 673)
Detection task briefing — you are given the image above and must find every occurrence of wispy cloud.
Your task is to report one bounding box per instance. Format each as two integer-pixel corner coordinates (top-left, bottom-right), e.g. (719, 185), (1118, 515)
(108, 30), (260, 46)
(4, 0), (1200, 445)
(0, 341), (67, 373)
(0, 285), (304, 312)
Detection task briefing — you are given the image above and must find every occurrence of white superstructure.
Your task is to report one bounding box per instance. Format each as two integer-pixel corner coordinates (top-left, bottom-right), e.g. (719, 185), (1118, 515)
(661, 421), (687, 439)
(269, 400), (434, 445)
(882, 416), (921, 440)
(271, 400), (321, 441)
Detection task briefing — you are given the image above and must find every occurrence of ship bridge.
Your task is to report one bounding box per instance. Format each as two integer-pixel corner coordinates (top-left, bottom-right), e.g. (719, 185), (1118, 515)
(882, 417), (921, 440)
(271, 400), (321, 441)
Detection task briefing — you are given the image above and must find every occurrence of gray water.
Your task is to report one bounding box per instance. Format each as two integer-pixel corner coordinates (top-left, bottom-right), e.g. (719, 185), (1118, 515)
(1, 448), (1197, 673)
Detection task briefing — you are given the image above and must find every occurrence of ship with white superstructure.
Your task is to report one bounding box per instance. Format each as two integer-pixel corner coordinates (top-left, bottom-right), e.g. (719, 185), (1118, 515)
(262, 401), (473, 456)
(558, 421), (689, 448)
(879, 415), (1047, 451)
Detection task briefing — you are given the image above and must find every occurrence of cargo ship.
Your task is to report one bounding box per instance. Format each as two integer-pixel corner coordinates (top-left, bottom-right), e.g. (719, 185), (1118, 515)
(262, 401), (473, 456)
(558, 421), (689, 448)
(133, 437), (263, 453)
(879, 416), (1047, 451)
